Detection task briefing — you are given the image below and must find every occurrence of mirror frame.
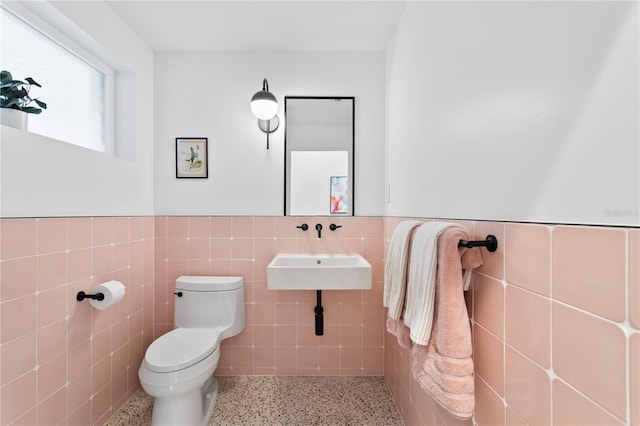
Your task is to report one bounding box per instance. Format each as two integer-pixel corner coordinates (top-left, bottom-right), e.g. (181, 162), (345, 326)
(284, 96), (355, 216)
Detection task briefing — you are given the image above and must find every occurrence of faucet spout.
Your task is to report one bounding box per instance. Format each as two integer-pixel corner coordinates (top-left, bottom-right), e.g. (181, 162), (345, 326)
(315, 223), (323, 238)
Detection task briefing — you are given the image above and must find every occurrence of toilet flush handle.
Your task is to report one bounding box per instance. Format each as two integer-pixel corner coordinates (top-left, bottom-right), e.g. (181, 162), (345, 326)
(174, 291), (183, 297)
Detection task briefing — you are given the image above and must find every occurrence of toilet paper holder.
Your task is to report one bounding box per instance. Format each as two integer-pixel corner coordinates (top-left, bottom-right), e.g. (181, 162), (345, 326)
(76, 291), (105, 302)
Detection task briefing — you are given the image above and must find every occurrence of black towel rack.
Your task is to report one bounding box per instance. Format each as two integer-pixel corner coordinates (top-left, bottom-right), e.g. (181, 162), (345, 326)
(458, 235), (498, 252)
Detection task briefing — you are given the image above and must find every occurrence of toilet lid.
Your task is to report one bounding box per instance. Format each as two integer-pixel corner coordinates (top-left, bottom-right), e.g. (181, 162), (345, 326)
(144, 328), (220, 373)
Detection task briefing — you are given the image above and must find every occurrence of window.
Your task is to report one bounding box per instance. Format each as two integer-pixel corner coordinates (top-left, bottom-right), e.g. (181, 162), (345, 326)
(1, 4), (113, 153)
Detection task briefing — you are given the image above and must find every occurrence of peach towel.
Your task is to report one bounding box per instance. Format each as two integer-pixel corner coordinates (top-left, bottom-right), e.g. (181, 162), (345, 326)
(411, 227), (483, 420)
(385, 316), (412, 349)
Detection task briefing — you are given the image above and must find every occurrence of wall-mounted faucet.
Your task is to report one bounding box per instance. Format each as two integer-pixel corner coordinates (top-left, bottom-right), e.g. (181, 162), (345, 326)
(315, 223), (323, 238)
(329, 224), (342, 231)
(297, 223), (309, 231)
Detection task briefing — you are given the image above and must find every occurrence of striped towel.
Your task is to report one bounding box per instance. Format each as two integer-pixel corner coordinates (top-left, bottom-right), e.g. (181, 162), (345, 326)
(383, 220), (422, 320)
(404, 222), (460, 346)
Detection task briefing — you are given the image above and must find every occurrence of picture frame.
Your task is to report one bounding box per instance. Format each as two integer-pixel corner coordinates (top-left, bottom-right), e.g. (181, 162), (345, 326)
(330, 176), (349, 214)
(176, 137), (208, 178)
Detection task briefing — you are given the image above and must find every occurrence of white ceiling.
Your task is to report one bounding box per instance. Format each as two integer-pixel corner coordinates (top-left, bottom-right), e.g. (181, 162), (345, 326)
(105, 1), (407, 51)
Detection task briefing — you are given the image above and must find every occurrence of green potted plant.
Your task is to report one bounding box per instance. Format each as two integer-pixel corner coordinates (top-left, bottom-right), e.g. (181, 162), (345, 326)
(0, 69), (47, 130)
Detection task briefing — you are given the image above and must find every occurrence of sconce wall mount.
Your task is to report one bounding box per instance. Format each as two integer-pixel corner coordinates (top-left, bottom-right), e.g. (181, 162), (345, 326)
(250, 78), (279, 149)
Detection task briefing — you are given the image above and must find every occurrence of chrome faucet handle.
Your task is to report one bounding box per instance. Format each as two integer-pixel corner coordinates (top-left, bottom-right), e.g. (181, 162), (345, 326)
(329, 224), (342, 231)
(315, 223), (323, 238)
(297, 224), (309, 231)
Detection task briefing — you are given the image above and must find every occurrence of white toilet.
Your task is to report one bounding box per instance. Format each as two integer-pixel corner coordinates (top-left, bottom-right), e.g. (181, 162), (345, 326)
(139, 276), (245, 426)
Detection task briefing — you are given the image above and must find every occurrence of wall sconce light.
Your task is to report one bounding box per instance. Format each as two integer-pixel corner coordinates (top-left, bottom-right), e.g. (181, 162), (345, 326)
(250, 78), (279, 149)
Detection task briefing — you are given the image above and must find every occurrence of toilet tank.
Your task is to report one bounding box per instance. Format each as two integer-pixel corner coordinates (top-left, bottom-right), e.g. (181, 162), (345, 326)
(174, 276), (246, 339)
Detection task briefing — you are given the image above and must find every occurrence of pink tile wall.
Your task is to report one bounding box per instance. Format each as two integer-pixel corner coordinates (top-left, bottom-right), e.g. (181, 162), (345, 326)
(383, 218), (639, 426)
(4, 215), (636, 425)
(0, 217), (154, 426)
(154, 216), (386, 376)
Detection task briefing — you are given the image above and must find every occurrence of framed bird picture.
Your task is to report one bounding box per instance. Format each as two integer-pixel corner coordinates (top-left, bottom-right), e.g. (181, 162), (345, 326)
(176, 137), (208, 178)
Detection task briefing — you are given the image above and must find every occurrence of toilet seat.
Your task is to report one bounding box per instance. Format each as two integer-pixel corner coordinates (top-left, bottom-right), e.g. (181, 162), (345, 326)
(144, 328), (220, 373)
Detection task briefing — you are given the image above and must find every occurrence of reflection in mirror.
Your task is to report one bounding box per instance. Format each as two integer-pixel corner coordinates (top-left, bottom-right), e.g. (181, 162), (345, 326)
(285, 97), (354, 216)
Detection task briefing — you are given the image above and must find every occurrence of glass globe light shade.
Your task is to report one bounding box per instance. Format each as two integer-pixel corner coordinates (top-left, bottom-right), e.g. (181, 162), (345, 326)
(250, 90), (278, 120)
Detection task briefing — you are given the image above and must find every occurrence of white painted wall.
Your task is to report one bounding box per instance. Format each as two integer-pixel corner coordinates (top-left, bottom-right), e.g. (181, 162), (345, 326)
(154, 51), (385, 216)
(386, 2), (639, 226)
(0, 1), (154, 217)
(7, 1), (634, 225)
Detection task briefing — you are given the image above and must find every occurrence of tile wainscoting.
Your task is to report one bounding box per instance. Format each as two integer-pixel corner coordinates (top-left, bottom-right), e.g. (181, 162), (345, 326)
(152, 216), (386, 376)
(0, 217), (155, 425)
(0, 216), (385, 425)
(384, 217), (639, 426)
(1, 215), (637, 425)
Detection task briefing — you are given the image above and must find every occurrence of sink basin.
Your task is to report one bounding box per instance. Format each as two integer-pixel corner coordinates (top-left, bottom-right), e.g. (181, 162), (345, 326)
(267, 254), (372, 290)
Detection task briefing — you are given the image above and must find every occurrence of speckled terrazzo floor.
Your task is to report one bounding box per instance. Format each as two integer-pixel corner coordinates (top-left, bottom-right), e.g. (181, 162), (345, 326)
(105, 376), (403, 426)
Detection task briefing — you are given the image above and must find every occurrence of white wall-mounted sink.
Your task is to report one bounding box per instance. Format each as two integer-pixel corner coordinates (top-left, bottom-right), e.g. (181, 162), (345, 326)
(267, 254), (372, 290)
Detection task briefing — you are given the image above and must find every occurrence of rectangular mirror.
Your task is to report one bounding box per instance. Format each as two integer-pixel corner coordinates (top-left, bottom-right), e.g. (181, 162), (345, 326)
(285, 97), (354, 216)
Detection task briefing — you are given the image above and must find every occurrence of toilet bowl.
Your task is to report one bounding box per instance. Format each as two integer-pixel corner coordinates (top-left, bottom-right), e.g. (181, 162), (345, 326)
(139, 328), (221, 425)
(139, 276), (245, 426)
